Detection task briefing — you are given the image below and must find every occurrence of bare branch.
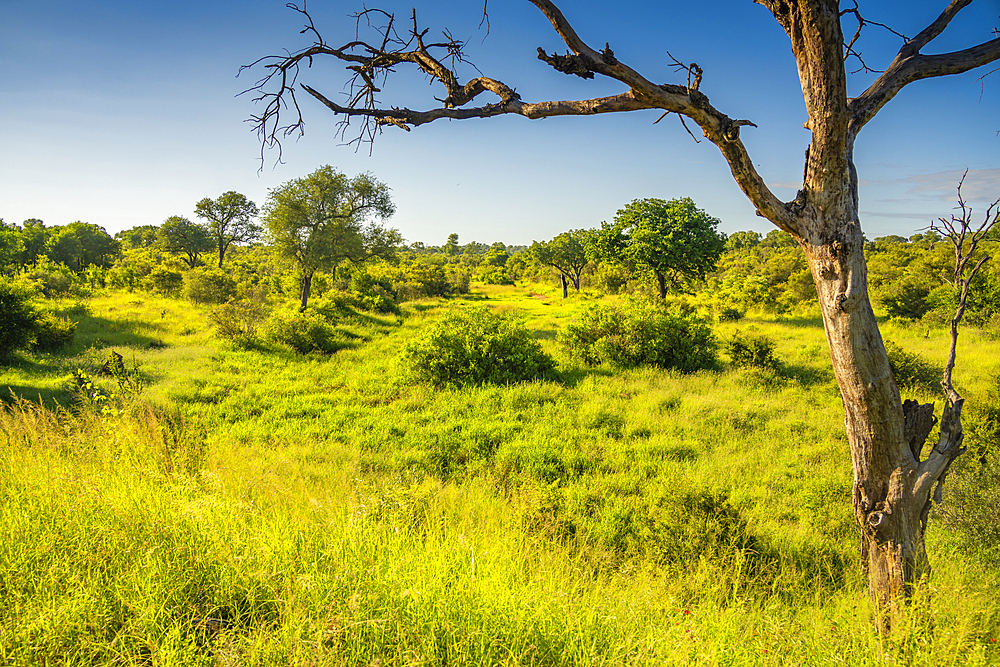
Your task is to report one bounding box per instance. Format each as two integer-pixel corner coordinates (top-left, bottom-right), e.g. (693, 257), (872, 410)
(840, 0), (908, 74)
(915, 172), (1000, 503)
(849, 1), (1000, 133)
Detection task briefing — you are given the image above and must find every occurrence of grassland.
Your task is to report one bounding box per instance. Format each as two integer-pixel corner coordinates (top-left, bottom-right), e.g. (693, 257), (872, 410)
(2, 284), (999, 665)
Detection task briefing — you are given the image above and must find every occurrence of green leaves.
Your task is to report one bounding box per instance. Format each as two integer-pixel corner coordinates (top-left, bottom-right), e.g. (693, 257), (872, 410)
(591, 197), (725, 297)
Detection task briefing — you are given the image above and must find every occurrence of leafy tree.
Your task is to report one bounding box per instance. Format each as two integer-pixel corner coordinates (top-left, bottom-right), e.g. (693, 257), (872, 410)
(16, 219), (49, 268)
(529, 229), (589, 298)
(115, 225), (160, 250)
(589, 198), (725, 298)
(444, 233), (460, 255)
(45, 222), (119, 271)
(725, 230), (762, 252)
(263, 166), (398, 311)
(194, 191), (260, 268)
(157, 215), (214, 268)
(0, 220), (24, 272)
(248, 0), (1000, 621)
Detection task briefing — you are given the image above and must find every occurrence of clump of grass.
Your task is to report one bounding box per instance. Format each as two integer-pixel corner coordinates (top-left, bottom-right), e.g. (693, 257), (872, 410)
(884, 340), (940, 394)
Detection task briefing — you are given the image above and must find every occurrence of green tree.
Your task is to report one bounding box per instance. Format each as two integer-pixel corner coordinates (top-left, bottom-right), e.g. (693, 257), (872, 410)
(115, 225), (160, 250)
(157, 216), (214, 268)
(0, 220), (24, 272)
(725, 230), (762, 252)
(263, 166), (398, 311)
(444, 233), (460, 255)
(45, 222), (120, 271)
(16, 219), (49, 268)
(590, 198), (725, 298)
(529, 229), (590, 298)
(194, 191), (260, 268)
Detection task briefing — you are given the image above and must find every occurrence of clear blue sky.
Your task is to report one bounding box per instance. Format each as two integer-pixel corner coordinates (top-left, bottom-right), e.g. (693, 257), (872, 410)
(2, 0), (998, 247)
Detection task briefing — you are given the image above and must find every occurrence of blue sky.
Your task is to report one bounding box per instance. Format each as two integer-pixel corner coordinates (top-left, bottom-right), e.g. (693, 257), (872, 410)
(1, 0), (998, 247)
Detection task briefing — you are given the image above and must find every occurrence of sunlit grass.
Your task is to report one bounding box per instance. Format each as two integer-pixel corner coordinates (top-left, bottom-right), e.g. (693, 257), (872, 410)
(2, 284), (999, 665)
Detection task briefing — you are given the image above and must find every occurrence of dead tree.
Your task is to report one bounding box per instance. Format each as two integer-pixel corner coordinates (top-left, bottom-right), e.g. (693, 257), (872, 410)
(243, 0), (1000, 626)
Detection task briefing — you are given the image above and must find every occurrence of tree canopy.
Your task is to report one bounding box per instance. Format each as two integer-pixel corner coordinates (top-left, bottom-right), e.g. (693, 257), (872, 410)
(590, 198), (725, 298)
(262, 165), (399, 310)
(529, 229), (590, 298)
(194, 191), (261, 268)
(157, 216), (214, 268)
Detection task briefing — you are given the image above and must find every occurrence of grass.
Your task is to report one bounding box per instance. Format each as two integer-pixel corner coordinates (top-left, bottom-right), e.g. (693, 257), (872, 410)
(2, 284), (1000, 665)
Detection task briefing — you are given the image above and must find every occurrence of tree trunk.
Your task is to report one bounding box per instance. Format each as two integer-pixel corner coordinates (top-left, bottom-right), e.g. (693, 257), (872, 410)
(560, 273), (568, 299)
(571, 270), (582, 291)
(655, 272), (666, 299)
(299, 271), (313, 311)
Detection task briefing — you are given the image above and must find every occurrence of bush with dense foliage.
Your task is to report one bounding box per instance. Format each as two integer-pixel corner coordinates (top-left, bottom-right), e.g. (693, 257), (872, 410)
(30, 312), (77, 352)
(210, 299), (269, 348)
(725, 330), (780, 371)
(264, 309), (349, 354)
(185, 268), (238, 305)
(403, 306), (554, 386)
(559, 299), (717, 371)
(884, 340), (939, 394)
(0, 277), (40, 358)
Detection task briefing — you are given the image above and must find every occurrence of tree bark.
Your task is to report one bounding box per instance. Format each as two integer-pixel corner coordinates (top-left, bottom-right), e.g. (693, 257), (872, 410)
(560, 273), (568, 299)
(655, 272), (667, 299)
(299, 270), (313, 312)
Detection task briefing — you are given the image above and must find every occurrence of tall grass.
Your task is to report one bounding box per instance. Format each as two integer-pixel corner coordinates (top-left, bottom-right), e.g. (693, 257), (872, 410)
(2, 284), (999, 665)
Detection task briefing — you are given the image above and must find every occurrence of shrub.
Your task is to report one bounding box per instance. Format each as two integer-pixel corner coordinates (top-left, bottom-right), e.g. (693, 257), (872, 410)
(30, 312), (77, 351)
(559, 299), (717, 371)
(878, 280), (930, 320)
(185, 269), (237, 305)
(0, 277), (40, 358)
(210, 299), (268, 347)
(22, 263), (74, 298)
(147, 265), (183, 296)
(884, 340), (939, 394)
(717, 307), (744, 322)
(725, 330), (780, 371)
(935, 452), (1000, 566)
(264, 310), (349, 354)
(403, 306), (555, 386)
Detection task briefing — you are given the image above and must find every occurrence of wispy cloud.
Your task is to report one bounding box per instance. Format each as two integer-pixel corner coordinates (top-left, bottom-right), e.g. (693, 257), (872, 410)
(860, 211), (937, 221)
(902, 168), (1000, 202)
(768, 181), (801, 190)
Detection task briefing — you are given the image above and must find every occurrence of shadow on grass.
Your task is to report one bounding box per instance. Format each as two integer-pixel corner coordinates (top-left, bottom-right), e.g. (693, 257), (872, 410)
(67, 313), (165, 352)
(2, 385), (74, 409)
(773, 315), (825, 328)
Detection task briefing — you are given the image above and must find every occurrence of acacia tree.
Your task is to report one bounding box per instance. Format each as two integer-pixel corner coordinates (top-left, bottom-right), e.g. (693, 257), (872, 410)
(194, 191), (261, 268)
(157, 216), (214, 268)
(529, 229), (590, 298)
(246, 1), (1000, 623)
(589, 198), (725, 298)
(263, 165), (398, 311)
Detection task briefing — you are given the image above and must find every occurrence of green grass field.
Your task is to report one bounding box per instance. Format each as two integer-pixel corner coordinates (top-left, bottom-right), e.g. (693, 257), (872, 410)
(2, 284), (999, 665)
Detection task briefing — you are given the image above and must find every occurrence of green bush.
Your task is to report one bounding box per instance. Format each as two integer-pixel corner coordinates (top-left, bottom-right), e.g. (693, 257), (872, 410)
(210, 299), (268, 348)
(717, 307), (744, 322)
(878, 280), (930, 320)
(22, 263), (74, 298)
(0, 277), (40, 358)
(185, 269), (237, 305)
(884, 340), (939, 394)
(725, 330), (780, 371)
(403, 306), (555, 386)
(559, 299), (717, 371)
(935, 451), (1000, 566)
(147, 265), (183, 296)
(30, 312), (77, 352)
(264, 310), (349, 354)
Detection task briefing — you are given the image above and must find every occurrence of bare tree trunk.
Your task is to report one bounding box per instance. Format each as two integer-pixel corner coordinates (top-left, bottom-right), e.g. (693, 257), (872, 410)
(560, 273), (568, 299)
(655, 272), (666, 299)
(299, 271), (313, 312)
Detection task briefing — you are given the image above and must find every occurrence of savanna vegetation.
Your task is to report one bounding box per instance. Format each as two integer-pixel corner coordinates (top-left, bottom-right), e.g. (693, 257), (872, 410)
(3, 182), (1000, 663)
